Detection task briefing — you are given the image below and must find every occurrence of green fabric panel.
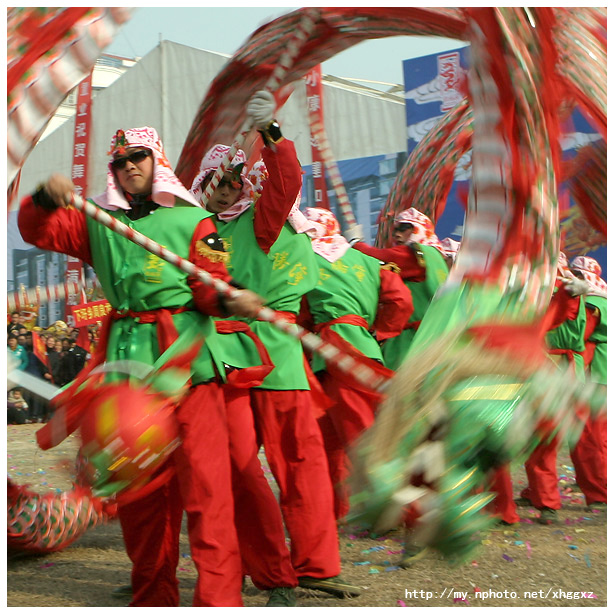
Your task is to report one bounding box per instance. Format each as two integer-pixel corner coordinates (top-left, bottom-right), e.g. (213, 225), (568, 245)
(381, 243), (448, 370)
(250, 321), (309, 389)
(85, 201), (225, 383)
(216, 207), (272, 297)
(214, 208), (318, 389)
(405, 244), (449, 324)
(308, 249), (383, 373)
(212, 322), (265, 370)
(546, 295), (586, 354)
(585, 295), (607, 384)
(264, 223), (318, 313)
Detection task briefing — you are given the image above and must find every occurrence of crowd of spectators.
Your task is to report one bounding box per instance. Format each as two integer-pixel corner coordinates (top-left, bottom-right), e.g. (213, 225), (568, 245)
(7, 311), (97, 424)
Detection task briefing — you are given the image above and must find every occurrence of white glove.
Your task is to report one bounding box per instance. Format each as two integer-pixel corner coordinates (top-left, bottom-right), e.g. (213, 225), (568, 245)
(343, 224), (364, 245)
(563, 276), (590, 297)
(246, 90), (276, 130)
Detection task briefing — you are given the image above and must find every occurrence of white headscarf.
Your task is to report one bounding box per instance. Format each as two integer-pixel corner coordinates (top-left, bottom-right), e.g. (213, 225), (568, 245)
(92, 126), (200, 210)
(440, 237), (460, 261)
(394, 207), (444, 254)
(190, 144), (255, 220)
(302, 207), (350, 263)
(570, 256), (607, 296)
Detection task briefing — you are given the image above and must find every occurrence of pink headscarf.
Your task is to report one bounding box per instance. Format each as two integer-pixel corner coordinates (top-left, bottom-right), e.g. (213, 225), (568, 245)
(303, 207), (350, 263)
(440, 237), (460, 261)
(190, 144), (255, 221)
(394, 207), (444, 253)
(557, 251), (573, 279)
(570, 256), (607, 295)
(92, 126), (200, 210)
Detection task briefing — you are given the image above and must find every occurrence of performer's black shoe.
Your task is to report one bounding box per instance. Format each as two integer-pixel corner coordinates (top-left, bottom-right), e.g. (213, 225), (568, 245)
(111, 584), (132, 599)
(537, 507), (559, 525)
(266, 586), (297, 606)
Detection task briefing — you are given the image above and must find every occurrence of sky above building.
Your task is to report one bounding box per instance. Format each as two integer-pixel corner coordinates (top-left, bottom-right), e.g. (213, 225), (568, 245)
(105, 6), (466, 91)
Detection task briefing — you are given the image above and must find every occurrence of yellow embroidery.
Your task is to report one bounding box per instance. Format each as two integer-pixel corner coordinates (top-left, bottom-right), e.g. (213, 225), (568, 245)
(272, 251), (291, 270)
(221, 236), (233, 256)
(331, 259), (349, 274)
(381, 262), (401, 274)
(288, 263), (308, 286)
(144, 252), (165, 283)
(318, 267), (331, 286)
(352, 264), (366, 282)
(196, 239), (229, 264)
(436, 268), (448, 283)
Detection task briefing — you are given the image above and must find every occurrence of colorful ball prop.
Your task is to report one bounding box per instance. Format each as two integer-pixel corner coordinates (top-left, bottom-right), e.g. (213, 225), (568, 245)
(78, 381), (181, 498)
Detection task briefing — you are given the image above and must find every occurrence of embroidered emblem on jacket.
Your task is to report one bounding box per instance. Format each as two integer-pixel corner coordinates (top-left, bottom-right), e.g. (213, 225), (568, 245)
(196, 233), (229, 264)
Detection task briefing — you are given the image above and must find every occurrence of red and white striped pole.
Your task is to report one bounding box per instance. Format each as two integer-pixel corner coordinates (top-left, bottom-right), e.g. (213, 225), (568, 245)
(200, 7), (320, 209)
(67, 192), (390, 392)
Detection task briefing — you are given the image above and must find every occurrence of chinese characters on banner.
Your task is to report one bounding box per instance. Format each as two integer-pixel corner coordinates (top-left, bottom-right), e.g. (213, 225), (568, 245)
(304, 65), (330, 209)
(65, 71), (93, 325)
(71, 300), (112, 327)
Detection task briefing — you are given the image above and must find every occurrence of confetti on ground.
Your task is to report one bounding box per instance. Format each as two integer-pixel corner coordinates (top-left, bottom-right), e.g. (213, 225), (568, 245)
(584, 553), (591, 568)
(397, 600), (406, 607)
(368, 568), (380, 574)
(453, 597), (469, 604)
(502, 554), (513, 562)
(514, 540), (524, 546)
(568, 545), (578, 550)
(353, 561), (371, 566)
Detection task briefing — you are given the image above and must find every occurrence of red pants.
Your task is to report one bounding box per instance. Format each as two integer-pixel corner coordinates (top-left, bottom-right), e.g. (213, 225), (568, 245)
(223, 385), (297, 590)
(520, 435), (562, 510)
(570, 415), (607, 505)
(250, 388), (341, 579)
(316, 372), (377, 519)
(488, 466), (520, 524)
(118, 383), (243, 607)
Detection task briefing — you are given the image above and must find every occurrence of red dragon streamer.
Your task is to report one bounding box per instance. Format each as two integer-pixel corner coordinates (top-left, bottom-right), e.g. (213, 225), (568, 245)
(7, 6), (131, 554)
(7, 478), (116, 554)
(7, 7), (132, 204)
(175, 8), (466, 187)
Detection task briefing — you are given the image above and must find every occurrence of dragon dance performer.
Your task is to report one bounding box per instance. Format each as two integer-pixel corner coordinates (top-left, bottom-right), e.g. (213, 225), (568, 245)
(345, 207), (449, 370)
(190, 90), (360, 599)
(18, 126), (263, 607)
(297, 207), (413, 520)
(569, 256), (607, 509)
(494, 253), (600, 525)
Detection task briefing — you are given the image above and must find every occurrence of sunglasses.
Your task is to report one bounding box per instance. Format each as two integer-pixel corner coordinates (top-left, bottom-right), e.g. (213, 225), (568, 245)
(111, 149), (152, 170)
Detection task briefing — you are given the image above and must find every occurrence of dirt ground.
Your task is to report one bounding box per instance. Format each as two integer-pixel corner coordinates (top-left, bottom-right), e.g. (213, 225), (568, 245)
(7, 424), (607, 607)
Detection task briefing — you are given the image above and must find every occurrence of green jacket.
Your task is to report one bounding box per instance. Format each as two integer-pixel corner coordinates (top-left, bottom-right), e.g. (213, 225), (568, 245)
(214, 207), (318, 389)
(86, 201), (226, 384)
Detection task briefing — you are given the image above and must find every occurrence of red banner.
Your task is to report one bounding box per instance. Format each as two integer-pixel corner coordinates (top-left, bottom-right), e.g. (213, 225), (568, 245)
(32, 330), (50, 370)
(304, 65), (330, 209)
(65, 71), (94, 324)
(71, 300), (112, 327)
